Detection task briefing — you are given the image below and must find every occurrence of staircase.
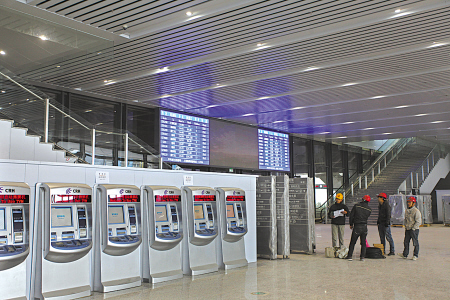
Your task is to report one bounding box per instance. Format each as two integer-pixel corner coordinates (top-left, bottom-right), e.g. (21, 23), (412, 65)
(344, 143), (434, 225)
(0, 119), (70, 163)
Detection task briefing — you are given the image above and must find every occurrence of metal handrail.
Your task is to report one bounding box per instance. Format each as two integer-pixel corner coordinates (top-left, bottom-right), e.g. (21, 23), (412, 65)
(317, 137), (415, 221)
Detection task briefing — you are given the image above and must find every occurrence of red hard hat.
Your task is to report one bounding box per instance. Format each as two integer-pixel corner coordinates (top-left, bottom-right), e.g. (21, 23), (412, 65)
(407, 196), (416, 203)
(363, 195), (371, 202)
(378, 192), (387, 199)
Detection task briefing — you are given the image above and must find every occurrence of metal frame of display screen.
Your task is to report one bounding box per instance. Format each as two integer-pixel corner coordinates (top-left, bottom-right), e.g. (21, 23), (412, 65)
(160, 110), (210, 165)
(258, 129), (290, 172)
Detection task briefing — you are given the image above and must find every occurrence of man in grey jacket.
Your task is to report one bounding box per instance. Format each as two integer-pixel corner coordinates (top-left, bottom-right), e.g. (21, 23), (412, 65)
(398, 196), (422, 260)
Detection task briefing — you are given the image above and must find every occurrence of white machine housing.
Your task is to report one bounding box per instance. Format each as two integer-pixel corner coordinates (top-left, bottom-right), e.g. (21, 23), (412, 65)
(141, 185), (183, 284)
(215, 187), (248, 270)
(31, 183), (92, 300)
(181, 186), (219, 276)
(92, 184), (142, 293)
(0, 182), (30, 300)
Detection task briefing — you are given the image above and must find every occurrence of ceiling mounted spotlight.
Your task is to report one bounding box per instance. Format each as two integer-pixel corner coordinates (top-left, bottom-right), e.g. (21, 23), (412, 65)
(39, 35), (48, 41)
(0, 50), (5, 55)
(186, 11), (193, 16)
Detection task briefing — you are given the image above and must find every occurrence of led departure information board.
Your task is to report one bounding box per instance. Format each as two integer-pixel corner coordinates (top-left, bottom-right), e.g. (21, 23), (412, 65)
(258, 129), (290, 171)
(160, 110), (209, 165)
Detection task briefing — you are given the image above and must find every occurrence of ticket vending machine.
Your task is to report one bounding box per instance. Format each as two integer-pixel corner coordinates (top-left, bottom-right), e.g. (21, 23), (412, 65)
(92, 185), (142, 293)
(181, 186), (219, 276)
(141, 186), (183, 284)
(31, 183), (92, 300)
(215, 187), (248, 270)
(0, 182), (30, 300)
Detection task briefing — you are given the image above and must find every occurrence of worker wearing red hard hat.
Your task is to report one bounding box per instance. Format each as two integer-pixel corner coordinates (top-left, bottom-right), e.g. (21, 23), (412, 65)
(347, 195), (372, 261)
(398, 196), (422, 260)
(377, 192), (395, 256)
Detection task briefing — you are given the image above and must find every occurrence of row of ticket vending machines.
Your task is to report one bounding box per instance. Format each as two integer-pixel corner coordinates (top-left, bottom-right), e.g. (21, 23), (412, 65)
(0, 182), (248, 300)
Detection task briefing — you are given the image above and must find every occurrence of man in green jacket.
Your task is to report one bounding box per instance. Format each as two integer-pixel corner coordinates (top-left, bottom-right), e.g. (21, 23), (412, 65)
(398, 196), (422, 260)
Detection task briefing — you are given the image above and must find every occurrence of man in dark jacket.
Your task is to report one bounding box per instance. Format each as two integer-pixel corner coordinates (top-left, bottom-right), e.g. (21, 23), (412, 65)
(328, 193), (349, 248)
(377, 192), (395, 255)
(347, 195), (372, 261)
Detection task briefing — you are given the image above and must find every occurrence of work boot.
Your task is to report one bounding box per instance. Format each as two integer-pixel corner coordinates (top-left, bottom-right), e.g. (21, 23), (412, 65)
(387, 252), (395, 256)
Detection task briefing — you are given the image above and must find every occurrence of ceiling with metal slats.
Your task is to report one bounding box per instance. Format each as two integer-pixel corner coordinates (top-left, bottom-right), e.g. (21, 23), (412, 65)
(2, 0), (450, 144)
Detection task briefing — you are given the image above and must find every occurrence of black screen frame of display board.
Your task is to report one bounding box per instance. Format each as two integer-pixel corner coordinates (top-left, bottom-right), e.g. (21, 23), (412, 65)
(258, 128), (291, 172)
(209, 118), (259, 170)
(159, 109), (210, 166)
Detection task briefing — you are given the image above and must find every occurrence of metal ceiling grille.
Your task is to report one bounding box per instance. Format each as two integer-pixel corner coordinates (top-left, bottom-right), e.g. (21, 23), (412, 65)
(6, 0), (450, 144)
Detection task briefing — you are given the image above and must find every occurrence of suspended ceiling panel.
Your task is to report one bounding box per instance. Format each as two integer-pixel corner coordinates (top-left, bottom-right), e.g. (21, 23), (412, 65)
(4, 0), (450, 144)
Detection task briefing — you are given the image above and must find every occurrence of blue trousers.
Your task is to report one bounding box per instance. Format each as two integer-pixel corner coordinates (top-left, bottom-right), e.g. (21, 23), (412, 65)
(378, 224), (395, 254)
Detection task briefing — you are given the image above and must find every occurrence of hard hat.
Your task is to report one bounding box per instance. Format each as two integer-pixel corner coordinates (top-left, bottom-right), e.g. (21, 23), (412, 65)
(407, 196), (416, 203)
(377, 192), (387, 199)
(363, 195), (371, 202)
(336, 193), (343, 200)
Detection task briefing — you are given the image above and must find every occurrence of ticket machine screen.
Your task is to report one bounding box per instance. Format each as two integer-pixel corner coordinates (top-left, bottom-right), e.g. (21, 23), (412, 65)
(108, 206), (125, 224)
(0, 209), (4, 230)
(194, 205), (204, 220)
(51, 207), (73, 227)
(226, 204), (235, 218)
(155, 206), (168, 222)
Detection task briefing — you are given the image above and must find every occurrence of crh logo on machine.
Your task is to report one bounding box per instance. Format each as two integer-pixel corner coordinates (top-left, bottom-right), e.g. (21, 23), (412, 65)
(66, 188), (72, 194)
(202, 190), (210, 195)
(120, 189), (124, 194)
(0, 187), (3, 193)
(66, 188), (81, 194)
(164, 190), (175, 195)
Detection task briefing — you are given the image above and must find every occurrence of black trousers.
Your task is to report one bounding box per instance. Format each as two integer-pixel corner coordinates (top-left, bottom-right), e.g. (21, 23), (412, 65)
(403, 229), (419, 257)
(347, 224), (368, 259)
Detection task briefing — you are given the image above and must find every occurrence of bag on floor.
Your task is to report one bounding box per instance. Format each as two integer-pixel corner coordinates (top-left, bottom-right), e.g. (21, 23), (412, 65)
(325, 247), (335, 258)
(365, 247), (385, 259)
(336, 247), (349, 259)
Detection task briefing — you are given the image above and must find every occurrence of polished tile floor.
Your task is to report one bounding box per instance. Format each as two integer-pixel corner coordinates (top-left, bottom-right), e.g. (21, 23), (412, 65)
(88, 224), (450, 299)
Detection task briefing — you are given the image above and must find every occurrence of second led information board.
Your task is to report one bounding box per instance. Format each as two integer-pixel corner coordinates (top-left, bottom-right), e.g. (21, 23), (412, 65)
(258, 129), (290, 171)
(160, 110), (209, 165)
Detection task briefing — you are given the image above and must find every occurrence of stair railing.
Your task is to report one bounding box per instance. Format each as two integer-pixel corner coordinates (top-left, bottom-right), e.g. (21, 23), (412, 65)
(318, 137), (415, 223)
(399, 144), (448, 194)
(0, 66), (166, 168)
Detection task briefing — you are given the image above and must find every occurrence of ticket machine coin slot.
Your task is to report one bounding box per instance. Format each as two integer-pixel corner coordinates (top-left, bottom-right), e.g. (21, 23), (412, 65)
(62, 232), (75, 240)
(116, 228), (127, 236)
(161, 225), (170, 232)
(0, 236), (7, 244)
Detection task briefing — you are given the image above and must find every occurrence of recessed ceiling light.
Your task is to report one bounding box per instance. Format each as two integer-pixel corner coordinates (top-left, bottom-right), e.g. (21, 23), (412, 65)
(155, 66), (170, 73)
(133, 100), (139, 102)
(291, 106), (304, 110)
(242, 113), (255, 117)
(341, 82), (357, 87)
(206, 105), (218, 108)
(304, 66), (320, 71)
(273, 120), (284, 123)
(257, 43), (263, 47)
(391, 11), (412, 18)
(336, 136), (347, 139)
(363, 127), (374, 130)
(160, 94), (171, 98)
(104, 80), (109, 83)
(343, 121), (355, 124)
(319, 132), (330, 134)
(395, 9), (402, 13)
(371, 95), (386, 99)
(383, 132), (393, 135)
(186, 11), (193, 16)
(431, 121), (444, 124)
(56, 65), (60, 68)
(85, 109), (92, 113)
(1, 90), (5, 93)
(258, 96), (269, 100)
(0, 50), (5, 55)
(394, 105), (409, 108)
(415, 113), (429, 117)
(427, 42), (449, 48)
(39, 35), (48, 41)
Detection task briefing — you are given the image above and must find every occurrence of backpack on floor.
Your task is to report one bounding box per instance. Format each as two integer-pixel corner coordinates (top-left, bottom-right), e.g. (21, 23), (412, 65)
(365, 247), (385, 259)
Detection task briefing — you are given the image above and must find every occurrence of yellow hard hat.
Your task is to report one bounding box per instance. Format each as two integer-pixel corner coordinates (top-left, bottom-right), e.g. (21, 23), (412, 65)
(336, 193), (343, 200)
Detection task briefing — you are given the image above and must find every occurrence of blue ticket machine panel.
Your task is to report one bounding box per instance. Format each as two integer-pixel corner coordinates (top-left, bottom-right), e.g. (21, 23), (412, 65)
(92, 184), (142, 293)
(32, 183), (92, 300)
(98, 185), (141, 255)
(215, 187), (248, 270)
(0, 182), (30, 300)
(141, 186), (183, 283)
(183, 187), (218, 246)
